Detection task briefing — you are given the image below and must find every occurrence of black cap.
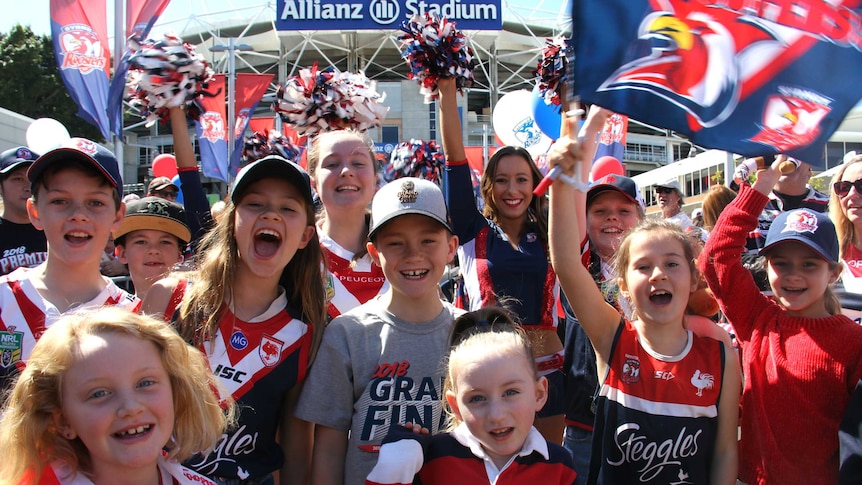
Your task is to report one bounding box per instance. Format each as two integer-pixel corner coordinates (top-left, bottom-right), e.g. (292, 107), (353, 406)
(0, 146), (40, 176)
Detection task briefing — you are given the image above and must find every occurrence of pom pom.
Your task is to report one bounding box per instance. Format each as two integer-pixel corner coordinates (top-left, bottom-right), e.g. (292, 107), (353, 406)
(271, 63), (388, 136)
(398, 13), (475, 103)
(126, 34), (216, 126)
(533, 37), (569, 106)
(241, 130), (303, 165)
(384, 139), (445, 184)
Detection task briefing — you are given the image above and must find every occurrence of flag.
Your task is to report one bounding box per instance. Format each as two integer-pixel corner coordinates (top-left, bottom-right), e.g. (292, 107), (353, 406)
(229, 73), (274, 176)
(248, 117), (276, 134)
(593, 113), (628, 165)
(50, 0), (112, 140)
(195, 75), (229, 182)
(571, 0), (862, 168)
(108, 0), (172, 137)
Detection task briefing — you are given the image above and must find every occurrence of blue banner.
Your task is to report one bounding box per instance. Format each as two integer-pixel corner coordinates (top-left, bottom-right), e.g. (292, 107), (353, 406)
(276, 0), (502, 31)
(572, 0), (862, 169)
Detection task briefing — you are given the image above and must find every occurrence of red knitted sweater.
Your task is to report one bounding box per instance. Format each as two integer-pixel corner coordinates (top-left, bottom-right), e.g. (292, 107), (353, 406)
(700, 185), (862, 485)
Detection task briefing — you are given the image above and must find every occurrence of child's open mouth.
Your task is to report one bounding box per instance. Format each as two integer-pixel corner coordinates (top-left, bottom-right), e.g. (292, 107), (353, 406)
(489, 427), (514, 440)
(65, 231), (91, 243)
(649, 290), (672, 305)
(254, 230), (282, 258)
(401, 269), (428, 280)
(114, 424), (152, 439)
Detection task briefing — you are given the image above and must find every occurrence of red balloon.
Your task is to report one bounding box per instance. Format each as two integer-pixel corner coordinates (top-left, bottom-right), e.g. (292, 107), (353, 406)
(152, 154), (178, 179)
(591, 156), (625, 180)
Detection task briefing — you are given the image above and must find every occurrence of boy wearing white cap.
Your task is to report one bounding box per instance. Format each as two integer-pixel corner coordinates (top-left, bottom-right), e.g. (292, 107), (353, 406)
(296, 177), (462, 485)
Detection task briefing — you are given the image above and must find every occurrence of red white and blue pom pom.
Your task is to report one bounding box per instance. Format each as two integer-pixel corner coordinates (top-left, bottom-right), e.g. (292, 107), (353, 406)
(398, 13), (475, 103)
(534, 37), (569, 106)
(126, 34), (215, 125)
(384, 139), (445, 184)
(271, 63), (389, 136)
(241, 130), (303, 165)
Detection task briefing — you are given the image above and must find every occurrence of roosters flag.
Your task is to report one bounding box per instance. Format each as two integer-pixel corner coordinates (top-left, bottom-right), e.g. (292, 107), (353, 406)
(50, 0), (112, 140)
(593, 113), (628, 164)
(195, 75), (229, 182)
(572, 0), (862, 168)
(230, 73), (274, 177)
(248, 117), (276, 135)
(108, 0), (172, 137)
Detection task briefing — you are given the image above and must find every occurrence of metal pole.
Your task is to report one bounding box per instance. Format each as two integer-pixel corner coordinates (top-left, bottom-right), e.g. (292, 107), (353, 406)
(227, 37), (237, 175)
(113, 0), (125, 181)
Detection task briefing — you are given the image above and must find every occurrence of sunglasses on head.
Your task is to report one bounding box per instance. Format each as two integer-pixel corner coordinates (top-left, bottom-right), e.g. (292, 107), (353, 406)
(833, 178), (862, 197)
(655, 186), (674, 194)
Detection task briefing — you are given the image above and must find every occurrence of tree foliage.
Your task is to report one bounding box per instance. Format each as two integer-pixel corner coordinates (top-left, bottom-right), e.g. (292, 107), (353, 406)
(0, 24), (104, 142)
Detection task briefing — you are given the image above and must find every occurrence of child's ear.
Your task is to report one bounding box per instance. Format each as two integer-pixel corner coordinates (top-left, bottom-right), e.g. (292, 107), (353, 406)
(446, 234), (459, 264)
(26, 199), (43, 231)
(534, 375), (549, 412)
(445, 390), (462, 422)
(111, 202), (126, 235)
(115, 245), (128, 264)
(52, 412), (76, 441)
(297, 225), (315, 249)
(367, 241), (381, 267)
(829, 264), (843, 285)
(617, 276), (628, 297)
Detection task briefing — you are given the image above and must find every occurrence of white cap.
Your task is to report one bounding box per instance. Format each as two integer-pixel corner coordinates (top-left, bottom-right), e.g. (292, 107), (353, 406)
(369, 177), (452, 239)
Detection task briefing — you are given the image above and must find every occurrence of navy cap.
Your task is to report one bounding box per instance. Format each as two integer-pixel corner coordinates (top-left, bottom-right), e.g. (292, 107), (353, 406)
(231, 155), (313, 205)
(0, 146), (40, 175)
(28, 138), (122, 199)
(761, 209), (838, 263)
(588, 174), (645, 211)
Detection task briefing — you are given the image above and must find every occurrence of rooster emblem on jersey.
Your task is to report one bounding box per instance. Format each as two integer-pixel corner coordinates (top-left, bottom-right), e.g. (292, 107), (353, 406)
(259, 334), (284, 367)
(598, 2), (790, 131)
(691, 370), (715, 397)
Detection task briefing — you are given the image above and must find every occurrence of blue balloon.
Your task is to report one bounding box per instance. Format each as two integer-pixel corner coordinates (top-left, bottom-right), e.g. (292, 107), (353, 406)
(171, 174), (184, 205)
(531, 84), (562, 140)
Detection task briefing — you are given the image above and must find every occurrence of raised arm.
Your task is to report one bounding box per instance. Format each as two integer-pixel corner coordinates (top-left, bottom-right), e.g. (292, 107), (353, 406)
(438, 78), (466, 163)
(548, 125), (623, 365)
(169, 107), (212, 246)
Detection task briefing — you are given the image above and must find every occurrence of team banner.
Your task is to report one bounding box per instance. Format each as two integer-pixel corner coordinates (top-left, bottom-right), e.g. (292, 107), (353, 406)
(276, 0), (502, 31)
(572, 0), (862, 168)
(593, 113), (628, 164)
(194, 75), (229, 182)
(108, 0), (172, 137)
(230, 73), (275, 177)
(50, 0), (112, 140)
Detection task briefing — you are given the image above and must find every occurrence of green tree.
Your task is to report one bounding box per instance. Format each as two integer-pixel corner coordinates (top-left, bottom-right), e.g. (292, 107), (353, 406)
(0, 24), (104, 142)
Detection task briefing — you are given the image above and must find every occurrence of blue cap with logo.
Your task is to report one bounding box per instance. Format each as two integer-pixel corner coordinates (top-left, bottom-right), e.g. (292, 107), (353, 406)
(760, 208), (838, 263)
(28, 138), (123, 198)
(0, 146), (40, 176)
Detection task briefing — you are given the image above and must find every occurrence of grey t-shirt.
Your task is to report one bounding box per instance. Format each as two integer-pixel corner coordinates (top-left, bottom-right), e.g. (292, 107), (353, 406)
(295, 297), (462, 485)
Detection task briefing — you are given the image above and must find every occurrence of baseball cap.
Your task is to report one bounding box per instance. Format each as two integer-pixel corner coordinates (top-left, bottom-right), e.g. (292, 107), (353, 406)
(230, 155), (313, 205)
(760, 208), (838, 263)
(28, 138), (123, 198)
(148, 176), (179, 194)
(113, 196), (191, 247)
(368, 177), (452, 239)
(655, 179), (684, 197)
(588, 174), (645, 211)
(0, 146), (40, 175)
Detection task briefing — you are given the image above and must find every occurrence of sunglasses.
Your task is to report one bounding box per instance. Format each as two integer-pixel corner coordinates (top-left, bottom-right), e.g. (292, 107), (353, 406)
(833, 178), (862, 197)
(654, 187), (675, 194)
(153, 189), (178, 200)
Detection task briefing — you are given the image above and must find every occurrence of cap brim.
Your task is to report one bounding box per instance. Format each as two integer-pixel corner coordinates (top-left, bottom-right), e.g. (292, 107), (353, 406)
(0, 160), (33, 175)
(587, 185), (638, 206)
(760, 237), (834, 262)
(28, 148), (118, 189)
(113, 215), (191, 246)
(231, 156), (313, 204)
(368, 210), (452, 240)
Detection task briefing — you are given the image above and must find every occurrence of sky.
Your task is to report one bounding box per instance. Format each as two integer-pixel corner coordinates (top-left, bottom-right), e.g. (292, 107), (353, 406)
(3, 0), (568, 38)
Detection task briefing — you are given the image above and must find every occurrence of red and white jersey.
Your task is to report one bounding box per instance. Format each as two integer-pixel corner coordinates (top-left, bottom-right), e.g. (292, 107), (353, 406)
(39, 455), (217, 484)
(0, 267), (140, 381)
(320, 233), (388, 319)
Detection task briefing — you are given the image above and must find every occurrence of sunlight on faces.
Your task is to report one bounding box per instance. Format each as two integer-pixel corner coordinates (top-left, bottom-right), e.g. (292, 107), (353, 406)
(0, 166), (32, 215)
(311, 132), (377, 212)
(367, 214), (457, 301)
(587, 191), (642, 260)
(445, 332), (547, 470)
(489, 155), (535, 225)
(233, 178), (315, 281)
(56, 332), (174, 480)
(765, 242), (841, 318)
(27, 169), (123, 268)
(838, 163), (862, 226)
(618, 228), (697, 327)
(116, 230), (183, 288)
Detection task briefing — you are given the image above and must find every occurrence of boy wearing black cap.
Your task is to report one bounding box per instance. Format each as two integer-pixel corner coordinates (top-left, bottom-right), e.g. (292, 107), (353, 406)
(0, 146), (47, 275)
(0, 138), (139, 390)
(295, 177), (462, 485)
(113, 196), (191, 300)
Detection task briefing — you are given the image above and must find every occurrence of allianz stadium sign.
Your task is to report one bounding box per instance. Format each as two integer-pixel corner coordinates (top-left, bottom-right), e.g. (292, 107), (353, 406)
(276, 0), (503, 30)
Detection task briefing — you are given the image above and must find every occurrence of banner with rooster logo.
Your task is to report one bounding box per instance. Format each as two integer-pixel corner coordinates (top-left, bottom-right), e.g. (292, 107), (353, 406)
(195, 74), (229, 182)
(571, 0), (862, 168)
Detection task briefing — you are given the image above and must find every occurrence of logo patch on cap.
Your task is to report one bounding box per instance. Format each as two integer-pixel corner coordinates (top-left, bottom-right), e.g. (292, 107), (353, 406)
(73, 139), (98, 156)
(397, 180), (418, 203)
(782, 209), (818, 234)
(137, 199), (171, 217)
(15, 148), (33, 160)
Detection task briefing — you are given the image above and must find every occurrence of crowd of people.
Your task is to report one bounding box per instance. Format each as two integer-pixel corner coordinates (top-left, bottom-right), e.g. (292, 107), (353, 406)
(2, 84), (862, 485)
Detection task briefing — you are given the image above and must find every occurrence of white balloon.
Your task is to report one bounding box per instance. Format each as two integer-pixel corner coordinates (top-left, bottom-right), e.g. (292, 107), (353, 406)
(492, 90), (554, 157)
(26, 118), (71, 155)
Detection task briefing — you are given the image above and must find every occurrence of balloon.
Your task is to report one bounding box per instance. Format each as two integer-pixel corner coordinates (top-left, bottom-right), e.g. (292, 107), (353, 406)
(531, 84), (561, 140)
(492, 90), (554, 157)
(591, 155), (625, 181)
(152, 154), (178, 179)
(26, 118), (71, 155)
(170, 174), (184, 205)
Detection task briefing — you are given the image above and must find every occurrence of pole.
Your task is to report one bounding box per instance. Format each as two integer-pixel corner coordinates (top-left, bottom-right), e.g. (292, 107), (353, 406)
(227, 37), (237, 182)
(113, 0), (125, 182)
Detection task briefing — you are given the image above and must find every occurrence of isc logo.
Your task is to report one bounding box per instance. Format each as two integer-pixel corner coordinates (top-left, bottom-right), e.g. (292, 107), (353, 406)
(214, 364), (247, 383)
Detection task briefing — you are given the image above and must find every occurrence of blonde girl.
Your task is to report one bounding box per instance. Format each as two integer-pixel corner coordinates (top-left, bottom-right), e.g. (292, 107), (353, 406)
(305, 129), (389, 319)
(366, 308), (577, 484)
(548, 143), (739, 484)
(143, 156), (326, 485)
(0, 307), (232, 485)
